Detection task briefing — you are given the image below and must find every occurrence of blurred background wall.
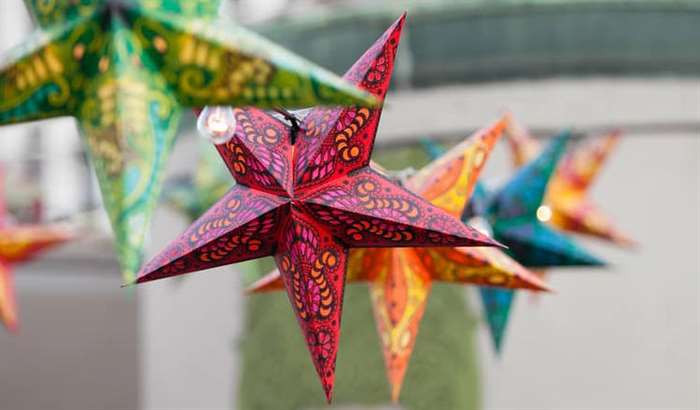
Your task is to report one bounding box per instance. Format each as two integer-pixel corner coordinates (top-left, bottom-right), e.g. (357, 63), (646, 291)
(0, 1), (698, 409)
(0, 2), (139, 410)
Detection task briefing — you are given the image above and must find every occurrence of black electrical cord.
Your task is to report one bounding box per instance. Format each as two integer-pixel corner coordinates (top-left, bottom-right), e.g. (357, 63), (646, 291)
(273, 107), (302, 145)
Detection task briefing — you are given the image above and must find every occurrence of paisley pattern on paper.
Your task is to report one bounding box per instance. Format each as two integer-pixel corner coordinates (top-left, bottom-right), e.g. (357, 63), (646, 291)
(303, 169), (495, 248)
(2, 0), (378, 281)
(368, 249), (431, 402)
(215, 108), (293, 196)
(411, 118), (507, 217)
(138, 185), (288, 283)
(294, 16), (404, 189)
(137, 15), (526, 404)
(245, 111), (551, 402)
(247, 248), (374, 294)
(275, 214), (346, 401)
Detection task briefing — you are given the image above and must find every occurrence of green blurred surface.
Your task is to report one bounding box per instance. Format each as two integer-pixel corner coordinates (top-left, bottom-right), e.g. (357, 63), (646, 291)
(256, 1), (700, 85)
(238, 284), (481, 410)
(237, 146), (481, 409)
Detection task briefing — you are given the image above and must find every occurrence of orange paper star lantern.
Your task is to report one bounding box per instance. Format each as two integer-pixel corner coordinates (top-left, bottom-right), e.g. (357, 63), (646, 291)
(0, 171), (74, 331)
(505, 114), (634, 246)
(249, 117), (548, 401)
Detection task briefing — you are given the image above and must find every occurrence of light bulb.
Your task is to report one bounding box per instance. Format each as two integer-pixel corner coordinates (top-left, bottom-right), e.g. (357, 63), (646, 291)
(536, 205), (552, 222)
(197, 106), (236, 144)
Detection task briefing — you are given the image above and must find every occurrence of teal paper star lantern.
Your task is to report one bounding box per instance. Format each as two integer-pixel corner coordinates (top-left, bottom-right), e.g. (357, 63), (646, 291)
(422, 132), (604, 352)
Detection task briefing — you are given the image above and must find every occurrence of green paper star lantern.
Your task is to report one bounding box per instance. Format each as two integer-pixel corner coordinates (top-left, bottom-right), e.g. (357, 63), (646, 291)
(0, 0), (377, 281)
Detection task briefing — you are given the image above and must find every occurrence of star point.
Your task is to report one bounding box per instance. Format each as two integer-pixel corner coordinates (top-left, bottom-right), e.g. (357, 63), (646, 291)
(0, 172), (74, 331)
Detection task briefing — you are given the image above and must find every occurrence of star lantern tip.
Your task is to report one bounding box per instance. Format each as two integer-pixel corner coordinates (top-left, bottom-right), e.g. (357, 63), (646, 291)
(391, 383), (402, 404)
(503, 260), (551, 292)
(0, 264), (19, 332)
(324, 387), (334, 404)
(245, 269), (284, 294)
(479, 287), (515, 355)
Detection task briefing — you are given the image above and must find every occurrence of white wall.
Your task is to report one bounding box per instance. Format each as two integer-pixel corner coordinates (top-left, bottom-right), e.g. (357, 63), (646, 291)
(379, 79), (700, 410)
(0, 257), (140, 410)
(138, 152), (244, 410)
(0, 3), (138, 410)
(477, 133), (700, 410)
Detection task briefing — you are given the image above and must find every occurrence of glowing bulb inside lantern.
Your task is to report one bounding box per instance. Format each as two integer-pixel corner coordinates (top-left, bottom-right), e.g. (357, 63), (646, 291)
(536, 205), (552, 222)
(197, 106), (236, 144)
(467, 216), (493, 237)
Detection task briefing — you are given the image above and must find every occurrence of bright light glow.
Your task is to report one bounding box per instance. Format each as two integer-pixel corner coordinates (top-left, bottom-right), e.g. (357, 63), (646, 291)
(536, 205), (552, 222)
(467, 216), (493, 237)
(197, 106), (236, 144)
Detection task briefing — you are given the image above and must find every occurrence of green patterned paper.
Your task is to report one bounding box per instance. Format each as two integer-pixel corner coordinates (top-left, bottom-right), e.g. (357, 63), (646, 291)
(24, 0), (224, 28)
(0, 0), (377, 281)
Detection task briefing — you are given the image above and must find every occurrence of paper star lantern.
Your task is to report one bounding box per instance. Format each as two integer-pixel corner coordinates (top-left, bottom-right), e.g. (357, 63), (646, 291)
(505, 115), (633, 245)
(250, 118), (549, 401)
(163, 142), (233, 221)
(421, 138), (511, 353)
(487, 132), (604, 267)
(132, 15), (504, 402)
(424, 132), (605, 351)
(0, 170), (74, 331)
(0, 0), (378, 281)
(475, 132), (605, 351)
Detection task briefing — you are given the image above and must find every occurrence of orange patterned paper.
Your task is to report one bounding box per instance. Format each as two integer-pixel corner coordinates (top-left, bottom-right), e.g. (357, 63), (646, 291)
(505, 114), (634, 245)
(249, 117), (548, 402)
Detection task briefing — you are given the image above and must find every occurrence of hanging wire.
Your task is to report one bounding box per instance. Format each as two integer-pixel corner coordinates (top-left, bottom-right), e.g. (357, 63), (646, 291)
(273, 107), (303, 145)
